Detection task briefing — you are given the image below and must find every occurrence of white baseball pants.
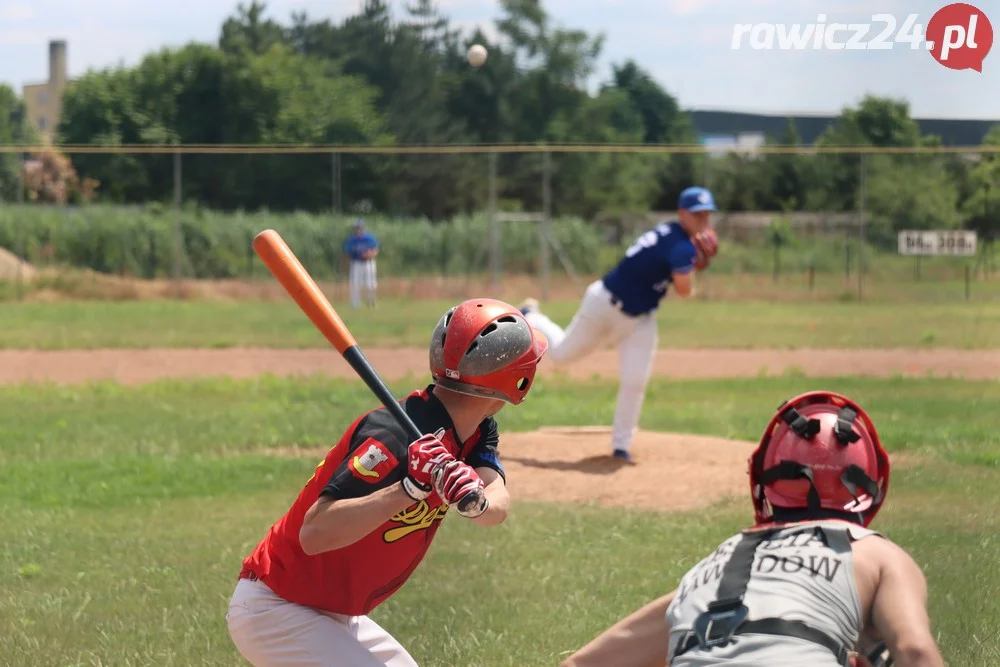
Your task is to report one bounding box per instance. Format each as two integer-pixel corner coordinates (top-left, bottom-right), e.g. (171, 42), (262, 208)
(349, 260), (377, 309)
(524, 280), (657, 453)
(226, 578), (418, 667)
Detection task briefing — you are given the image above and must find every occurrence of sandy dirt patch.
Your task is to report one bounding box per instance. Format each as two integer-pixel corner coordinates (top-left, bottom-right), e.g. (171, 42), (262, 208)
(1, 347), (998, 386)
(0, 246), (36, 282)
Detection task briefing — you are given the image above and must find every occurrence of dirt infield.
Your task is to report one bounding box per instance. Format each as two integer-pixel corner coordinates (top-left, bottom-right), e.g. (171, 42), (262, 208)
(1, 346), (998, 385)
(0, 347), (933, 514)
(462, 428), (755, 513)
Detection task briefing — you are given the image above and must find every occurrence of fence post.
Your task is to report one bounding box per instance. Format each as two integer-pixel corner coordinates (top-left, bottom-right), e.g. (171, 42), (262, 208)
(15, 151), (24, 300)
(488, 151), (499, 294)
(965, 263), (971, 301)
(857, 153), (867, 301)
(331, 152), (341, 213)
(541, 150), (551, 302)
(173, 149), (183, 297)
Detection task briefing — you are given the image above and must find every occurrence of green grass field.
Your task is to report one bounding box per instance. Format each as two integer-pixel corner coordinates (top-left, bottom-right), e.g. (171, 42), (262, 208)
(3, 375), (1000, 666)
(3, 298), (1000, 349)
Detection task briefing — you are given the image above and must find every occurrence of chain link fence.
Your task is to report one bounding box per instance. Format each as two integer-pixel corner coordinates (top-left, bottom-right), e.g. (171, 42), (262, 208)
(1, 145), (998, 303)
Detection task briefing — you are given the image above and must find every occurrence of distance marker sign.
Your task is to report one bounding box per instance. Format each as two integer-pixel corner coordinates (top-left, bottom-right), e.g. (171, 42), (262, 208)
(898, 229), (977, 256)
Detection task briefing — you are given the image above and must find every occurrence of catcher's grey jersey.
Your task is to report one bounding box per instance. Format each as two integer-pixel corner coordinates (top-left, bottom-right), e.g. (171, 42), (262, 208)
(665, 520), (881, 666)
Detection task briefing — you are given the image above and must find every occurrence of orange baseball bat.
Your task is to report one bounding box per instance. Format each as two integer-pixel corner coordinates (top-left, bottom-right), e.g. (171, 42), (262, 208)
(252, 229), (487, 514)
(252, 228), (421, 440)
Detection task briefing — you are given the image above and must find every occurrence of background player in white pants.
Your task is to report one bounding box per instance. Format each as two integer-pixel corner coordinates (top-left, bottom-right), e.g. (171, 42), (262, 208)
(520, 186), (719, 462)
(343, 219), (379, 309)
(561, 391), (944, 667)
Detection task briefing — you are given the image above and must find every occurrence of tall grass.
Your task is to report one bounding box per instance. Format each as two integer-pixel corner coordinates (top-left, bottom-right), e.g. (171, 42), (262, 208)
(0, 203), (989, 283)
(0, 204), (606, 279)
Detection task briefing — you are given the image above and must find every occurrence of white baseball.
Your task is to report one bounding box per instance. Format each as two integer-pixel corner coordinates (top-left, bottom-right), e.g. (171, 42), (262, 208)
(467, 44), (488, 68)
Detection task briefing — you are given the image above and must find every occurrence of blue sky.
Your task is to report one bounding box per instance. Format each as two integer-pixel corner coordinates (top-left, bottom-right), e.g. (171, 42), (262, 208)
(0, 0), (997, 119)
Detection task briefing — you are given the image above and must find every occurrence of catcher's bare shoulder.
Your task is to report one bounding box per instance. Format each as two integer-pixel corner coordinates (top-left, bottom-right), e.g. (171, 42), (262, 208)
(519, 186), (718, 461)
(561, 392), (944, 667)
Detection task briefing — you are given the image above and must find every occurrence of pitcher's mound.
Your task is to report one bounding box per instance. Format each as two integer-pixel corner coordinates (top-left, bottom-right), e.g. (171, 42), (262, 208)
(263, 428), (917, 514)
(499, 427), (756, 512)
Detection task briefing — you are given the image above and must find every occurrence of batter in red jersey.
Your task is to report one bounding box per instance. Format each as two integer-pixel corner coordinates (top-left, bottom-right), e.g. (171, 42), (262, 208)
(226, 298), (548, 666)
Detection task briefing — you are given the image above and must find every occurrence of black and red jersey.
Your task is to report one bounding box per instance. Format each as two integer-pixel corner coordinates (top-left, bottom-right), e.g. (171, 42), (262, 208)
(239, 384), (503, 615)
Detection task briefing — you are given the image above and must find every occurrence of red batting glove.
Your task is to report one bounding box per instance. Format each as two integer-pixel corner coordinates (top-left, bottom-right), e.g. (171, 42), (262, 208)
(402, 430), (453, 501)
(431, 460), (488, 518)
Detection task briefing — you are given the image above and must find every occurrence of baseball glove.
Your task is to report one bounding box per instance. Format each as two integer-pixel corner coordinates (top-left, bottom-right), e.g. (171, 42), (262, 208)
(693, 228), (719, 271)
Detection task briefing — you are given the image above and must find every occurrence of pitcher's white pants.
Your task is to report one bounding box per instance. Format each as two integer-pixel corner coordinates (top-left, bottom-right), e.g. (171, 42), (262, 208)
(523, 280), (657, 452)
(349, 260), (377, 309)
(227, 578), (418, 667)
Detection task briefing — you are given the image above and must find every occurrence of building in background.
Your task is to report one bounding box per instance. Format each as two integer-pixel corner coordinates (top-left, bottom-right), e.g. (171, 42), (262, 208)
(688, 108), (997, 146)
(697, 131), (766, 158)
(23, 40), (69, 143)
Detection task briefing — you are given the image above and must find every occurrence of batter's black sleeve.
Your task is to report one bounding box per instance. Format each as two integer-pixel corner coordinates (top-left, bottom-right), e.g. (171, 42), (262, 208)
(320, 409), (409, 500)
(465, 417), (505, 482)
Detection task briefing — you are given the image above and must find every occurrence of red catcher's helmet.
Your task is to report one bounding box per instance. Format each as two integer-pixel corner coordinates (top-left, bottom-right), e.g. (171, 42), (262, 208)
(429, 298), (548, 405)
(748, 391), (890, 528)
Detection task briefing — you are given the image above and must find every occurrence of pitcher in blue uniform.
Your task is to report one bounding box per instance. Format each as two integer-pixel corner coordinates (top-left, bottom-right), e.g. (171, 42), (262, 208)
(520, 186), (719, 462)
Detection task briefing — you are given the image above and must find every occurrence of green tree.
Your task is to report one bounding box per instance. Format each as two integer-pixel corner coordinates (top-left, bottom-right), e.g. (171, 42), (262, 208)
(0, 84), (38, 201)
(762, 118), (807, 211)
(806, 95), (952, 240)
(608, 59), (700, 211)
(58, 42), (389, 211)
(962, 125), (1000, 245)
(219, 1), (290, 56)
(549, 88), (662, 217)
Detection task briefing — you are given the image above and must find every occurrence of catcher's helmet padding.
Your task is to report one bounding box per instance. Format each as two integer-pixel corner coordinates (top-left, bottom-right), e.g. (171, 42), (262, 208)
(429, 298), (548, 405)
(748, 391), (890, 528)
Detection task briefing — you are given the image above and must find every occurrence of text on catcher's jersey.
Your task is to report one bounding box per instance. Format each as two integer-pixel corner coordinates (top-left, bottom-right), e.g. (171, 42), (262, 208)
(601, 221), (697, 316)
(238, 384), (504, 616)
(665, 520), (881, 667)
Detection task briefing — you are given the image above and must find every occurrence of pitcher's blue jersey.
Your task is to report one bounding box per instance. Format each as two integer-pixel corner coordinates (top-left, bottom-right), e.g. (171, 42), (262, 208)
(601, 221), (696, 316)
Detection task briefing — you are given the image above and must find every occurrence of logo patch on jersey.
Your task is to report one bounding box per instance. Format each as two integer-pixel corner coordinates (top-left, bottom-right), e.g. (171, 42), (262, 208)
(384, 500), (449, 542)
(350, 439), (399, 483)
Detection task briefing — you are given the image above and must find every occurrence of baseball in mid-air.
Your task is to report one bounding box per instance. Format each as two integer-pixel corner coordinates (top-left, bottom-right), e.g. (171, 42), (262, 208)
(467, 44), (488, 68)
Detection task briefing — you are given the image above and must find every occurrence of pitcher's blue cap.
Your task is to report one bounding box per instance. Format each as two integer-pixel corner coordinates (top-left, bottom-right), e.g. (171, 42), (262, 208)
(678, 186), (716, 212)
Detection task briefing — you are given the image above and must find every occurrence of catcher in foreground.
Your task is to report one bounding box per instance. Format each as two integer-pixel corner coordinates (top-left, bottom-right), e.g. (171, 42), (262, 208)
(561, 392), (945, 667)
(519, 186), (719, 463)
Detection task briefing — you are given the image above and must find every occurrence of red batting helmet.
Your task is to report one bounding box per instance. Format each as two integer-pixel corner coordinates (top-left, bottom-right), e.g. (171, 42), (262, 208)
(748, 391), (890, 528)
(429, 298), (548, 405)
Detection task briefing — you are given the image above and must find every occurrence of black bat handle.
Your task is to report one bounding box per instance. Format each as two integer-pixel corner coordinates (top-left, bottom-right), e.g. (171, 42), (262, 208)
(343, 346), (423, 441)
(341, 345), (488, 514)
